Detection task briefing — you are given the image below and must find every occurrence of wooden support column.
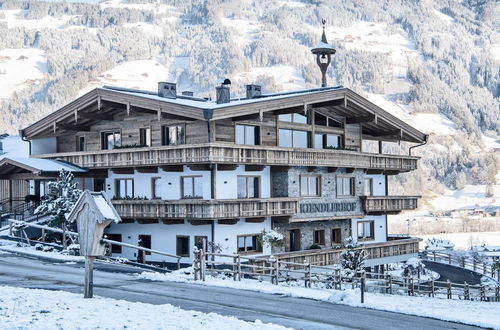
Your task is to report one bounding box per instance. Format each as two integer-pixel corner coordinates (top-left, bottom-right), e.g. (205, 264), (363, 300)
(211, 164), (217, 199)
(378, 140), (383, 154)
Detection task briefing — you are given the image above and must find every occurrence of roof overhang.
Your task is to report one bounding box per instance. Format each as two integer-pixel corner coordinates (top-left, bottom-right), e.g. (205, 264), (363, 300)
(0, 157), (88, 179)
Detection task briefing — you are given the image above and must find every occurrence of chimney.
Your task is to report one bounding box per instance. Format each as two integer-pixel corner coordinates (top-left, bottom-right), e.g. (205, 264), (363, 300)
(215, 78), (231, 104)
(181, 91), (194, 96)
(158, 82), (177, 99)
(246, 84), (262, 99)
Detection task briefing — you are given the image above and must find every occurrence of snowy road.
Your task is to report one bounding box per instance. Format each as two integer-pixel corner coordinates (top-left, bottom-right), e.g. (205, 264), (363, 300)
(0, 253), (483, 330)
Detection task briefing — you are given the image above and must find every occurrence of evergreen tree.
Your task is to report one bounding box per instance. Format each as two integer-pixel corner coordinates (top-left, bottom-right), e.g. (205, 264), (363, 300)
(339, 236), (365, 278)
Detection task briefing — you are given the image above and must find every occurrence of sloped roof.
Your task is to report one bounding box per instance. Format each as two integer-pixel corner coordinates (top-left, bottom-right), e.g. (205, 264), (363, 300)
(68, 190), (121, 224)
(0, 157), (87, 177)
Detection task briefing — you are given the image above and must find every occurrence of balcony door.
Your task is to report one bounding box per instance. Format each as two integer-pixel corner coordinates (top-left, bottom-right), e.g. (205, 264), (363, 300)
(289, 229), (301, 252)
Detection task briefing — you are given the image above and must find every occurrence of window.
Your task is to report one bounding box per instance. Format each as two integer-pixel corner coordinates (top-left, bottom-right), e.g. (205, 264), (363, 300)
(314, 112), (344, 128)
(105, 234), (122, 254)
(337, 177), (355, 196)
(115, 179), (134, 198)
(357, 221), (375, 240)
(237, 176), (260, 198)
(313, 230), (325, 245)
(235, 124), (260, 145)
(94, 178), (105, 192)
(138, 235), (151, 255)
(101, 131), (121, 150)
(278, 113), (308, 124)
(139, 127), (152, 147)
(331, 228), (341, 245)
(279, 129), (310, 148)
(364, 178), (373, 196)
(76, 136), (85, 151)
(300, 175), (320, 197)
(151, 177), (161, 199)
(181, 176), (203, 198)
(315, 133), (342, 149)
(237, 234), (262, 253)
(161, 125), (185, 145)
(176, 236), (190, 257)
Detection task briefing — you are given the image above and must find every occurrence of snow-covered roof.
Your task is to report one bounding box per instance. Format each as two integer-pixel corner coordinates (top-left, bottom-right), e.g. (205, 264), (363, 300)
(68, 191), (121, 224)
(0, 157), (87, 176)
(0, 135), (29, 160)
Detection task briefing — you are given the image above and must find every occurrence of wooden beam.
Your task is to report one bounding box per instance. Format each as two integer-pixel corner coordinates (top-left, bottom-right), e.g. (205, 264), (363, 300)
(346, 168), (355, 174)
(245, 165), (265, 172)
(346, 115), (375, 124)
(272, 106), (304, 116)
(231, 113), (260, 122)
(218, 219), (238, 225)
(160, 165), (184, 172)
(79, 112), (114, 121)
(120, 218), (135, 223)
(311, 98), (344, 109)
(111, 168), (134, 174)
(187, 164), (210, 171)
(217, 164), (239, 171)
(271, 216), (290, 223)
(136, 219), (159, 224)
(161, 219), (184, 225)
(135, 166), (158, 173)
(370, 129), (402, 138)
(56, 123), (91, 132)
(327, 167), (338, 173)
(245, 217), (265, 223)
(188, 220), (212, 225)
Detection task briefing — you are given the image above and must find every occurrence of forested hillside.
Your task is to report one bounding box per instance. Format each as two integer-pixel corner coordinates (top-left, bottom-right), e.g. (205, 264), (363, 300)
(0, 0), (498, 207)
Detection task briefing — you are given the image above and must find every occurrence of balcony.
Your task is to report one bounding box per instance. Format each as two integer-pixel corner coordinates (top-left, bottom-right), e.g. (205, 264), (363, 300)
(362, 196), (420, 214)
(111, 197), (299, 220)
(35, 143), (419, 172)
(259, 237), (421, 266)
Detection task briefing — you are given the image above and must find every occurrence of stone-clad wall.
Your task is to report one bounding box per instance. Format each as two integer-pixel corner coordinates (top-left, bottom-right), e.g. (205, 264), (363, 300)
(272, 166), (366, 220)
(272, 219), (351, 253)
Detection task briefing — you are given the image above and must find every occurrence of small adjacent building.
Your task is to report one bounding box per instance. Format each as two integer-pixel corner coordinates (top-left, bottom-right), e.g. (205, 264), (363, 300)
(0, 28), (426, 268)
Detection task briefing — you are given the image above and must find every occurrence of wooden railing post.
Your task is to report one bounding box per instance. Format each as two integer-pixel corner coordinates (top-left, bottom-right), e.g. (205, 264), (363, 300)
(496, 286), (500, 302)
(447, 281), (452, 299)
(464, 282), (469, 300)
(430, 280), (435, 297)
(304, 261), (311, 288)
(201, 248), (206, 282)
(480, 285), (485, 301)
(193, 247), (200, 281)
(237, 254), (241, 281)
(387, 274), (392, 294)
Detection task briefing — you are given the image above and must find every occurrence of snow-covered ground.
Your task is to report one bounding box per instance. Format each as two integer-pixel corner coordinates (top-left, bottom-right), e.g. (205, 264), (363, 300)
(0, 239), (84, 262)
(0, 48), (48, 99)
(140, 268), (500, 329)
(0, 286), (287, 330)
(417, 232), (500, 251)
(0, 9), (78, 30)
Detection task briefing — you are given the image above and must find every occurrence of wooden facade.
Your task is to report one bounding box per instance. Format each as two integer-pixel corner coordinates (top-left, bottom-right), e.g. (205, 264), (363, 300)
(362, 196), (419, 214)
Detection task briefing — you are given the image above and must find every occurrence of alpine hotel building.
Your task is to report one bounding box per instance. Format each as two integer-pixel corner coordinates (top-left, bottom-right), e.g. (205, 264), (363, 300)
(0, 28), (427, 268)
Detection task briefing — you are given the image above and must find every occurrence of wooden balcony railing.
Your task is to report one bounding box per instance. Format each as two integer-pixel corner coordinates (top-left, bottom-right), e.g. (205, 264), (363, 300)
(111, 197), (299, 220)
(362, 196), (420, 214)
(265, 237), (421, 266)
(35, 143), (419, 172)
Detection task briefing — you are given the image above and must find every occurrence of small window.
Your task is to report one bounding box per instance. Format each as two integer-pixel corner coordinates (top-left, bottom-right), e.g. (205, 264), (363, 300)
(101, 131), (121, 150)
(336, 177), (355, 197)
(105, 234), (122, 254)
(237, 234), (262, 254)
(332, 228), (341, 245)
(139, 235), (151, 255)
(139, 127), (152, 147)
(162, 125), (185, 146)
(279, 129), (310, 148)
(364, 178), (373, 196)
(237, 176), (260, 198)
(176, 236), (190, 257)
(151, 177), (161, 199)
(314, 112), (344, 128)
(181, 176), (203, 198)
(76, 136), (85, 151)
(235, 124), (260, 145)
(314, 133), (342, 149)
(279, 113), (308, 124)
(357, 221), (375, 240)
(94, 178), (105, 192)
(313, 230), (325, 245)
(115, 179), (134, 198)
(300, 175), (320, 197)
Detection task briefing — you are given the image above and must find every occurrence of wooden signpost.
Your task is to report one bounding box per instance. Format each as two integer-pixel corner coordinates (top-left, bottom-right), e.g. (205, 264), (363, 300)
(68, 191), (121, 298)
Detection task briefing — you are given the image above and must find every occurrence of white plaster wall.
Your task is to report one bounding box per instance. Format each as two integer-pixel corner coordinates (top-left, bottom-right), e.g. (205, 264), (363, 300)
(104, 218), (271, 263)
(31, 137), (57, 155)
(351, 215), (387, 244)
(216, 165), (270, 199)
(105, 165), (271, 200)
(365, 174), (386, 196)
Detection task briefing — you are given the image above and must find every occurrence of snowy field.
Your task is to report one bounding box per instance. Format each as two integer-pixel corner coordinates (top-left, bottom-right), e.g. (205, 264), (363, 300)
(417, 232), (500, 251)
(140, 269), (500, 329)
(0, 286), (287, 330)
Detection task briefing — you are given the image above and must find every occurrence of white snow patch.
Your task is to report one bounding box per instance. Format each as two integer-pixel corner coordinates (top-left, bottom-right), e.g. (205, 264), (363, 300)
(432, 9), (455, 24)
(428, 184), (499, 211)
(417, 232), (500, 251)
(0, 286), (288, 330)
(234, 65), (305, 91)
(482, 134), (500, 152)
(220, 17), (261, 46)
(0, 48), (48, 99)
(124, 22), (164, 38)
(0, 240), (84, 262)
(0, 9), (77, 29)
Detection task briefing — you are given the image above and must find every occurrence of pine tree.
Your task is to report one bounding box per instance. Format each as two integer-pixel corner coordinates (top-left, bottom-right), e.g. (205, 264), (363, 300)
(339, 236), (365, 279)
(35, 169), (82, 248)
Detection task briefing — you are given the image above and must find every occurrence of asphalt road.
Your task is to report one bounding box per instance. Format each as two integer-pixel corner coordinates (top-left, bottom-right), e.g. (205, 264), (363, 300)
(0, 252), (484, 330)
(423, 261), (483, 284)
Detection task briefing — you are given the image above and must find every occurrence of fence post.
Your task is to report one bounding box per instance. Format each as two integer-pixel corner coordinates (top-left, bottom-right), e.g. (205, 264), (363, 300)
(304, 262), (311, 288)
(388, 275), (393, 294)
(464, 282), (469, 300)
(432, 251), (436, 261)
(408, 278), (414, 296)
(237, 255), (241, 281)
(193, 248), (200, 281)
(480, 285), (485, 302)
(473, 258), (476, 271)
(447, 281), (452, 299)
(201, 248), (206, 282)
(483, 263), (487, 275)
(461, 257), (466, 268)
(448, 254), (451, 265)
(496, 286), (499, 302)
(232, 253), (237, 281)
(177, 257), (181, 270)
(360, 271), (365, 304)
(430, 280), (435, 297)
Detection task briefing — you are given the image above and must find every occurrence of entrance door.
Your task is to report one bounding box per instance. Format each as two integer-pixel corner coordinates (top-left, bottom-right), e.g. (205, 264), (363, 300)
(289, 229), (301, 252)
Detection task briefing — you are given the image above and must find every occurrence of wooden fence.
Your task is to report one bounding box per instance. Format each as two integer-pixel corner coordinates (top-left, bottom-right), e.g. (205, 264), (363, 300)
(193, 250), (500, 302)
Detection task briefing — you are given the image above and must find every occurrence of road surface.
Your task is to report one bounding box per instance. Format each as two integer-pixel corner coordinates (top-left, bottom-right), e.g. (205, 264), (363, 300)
(0, 252), (483, 330)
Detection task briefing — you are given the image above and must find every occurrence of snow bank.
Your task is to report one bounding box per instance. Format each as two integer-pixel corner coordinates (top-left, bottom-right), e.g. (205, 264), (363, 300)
(0, 286), (288, 330)
(0, 240), (84, 262)
(140, 268), (500, 328)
